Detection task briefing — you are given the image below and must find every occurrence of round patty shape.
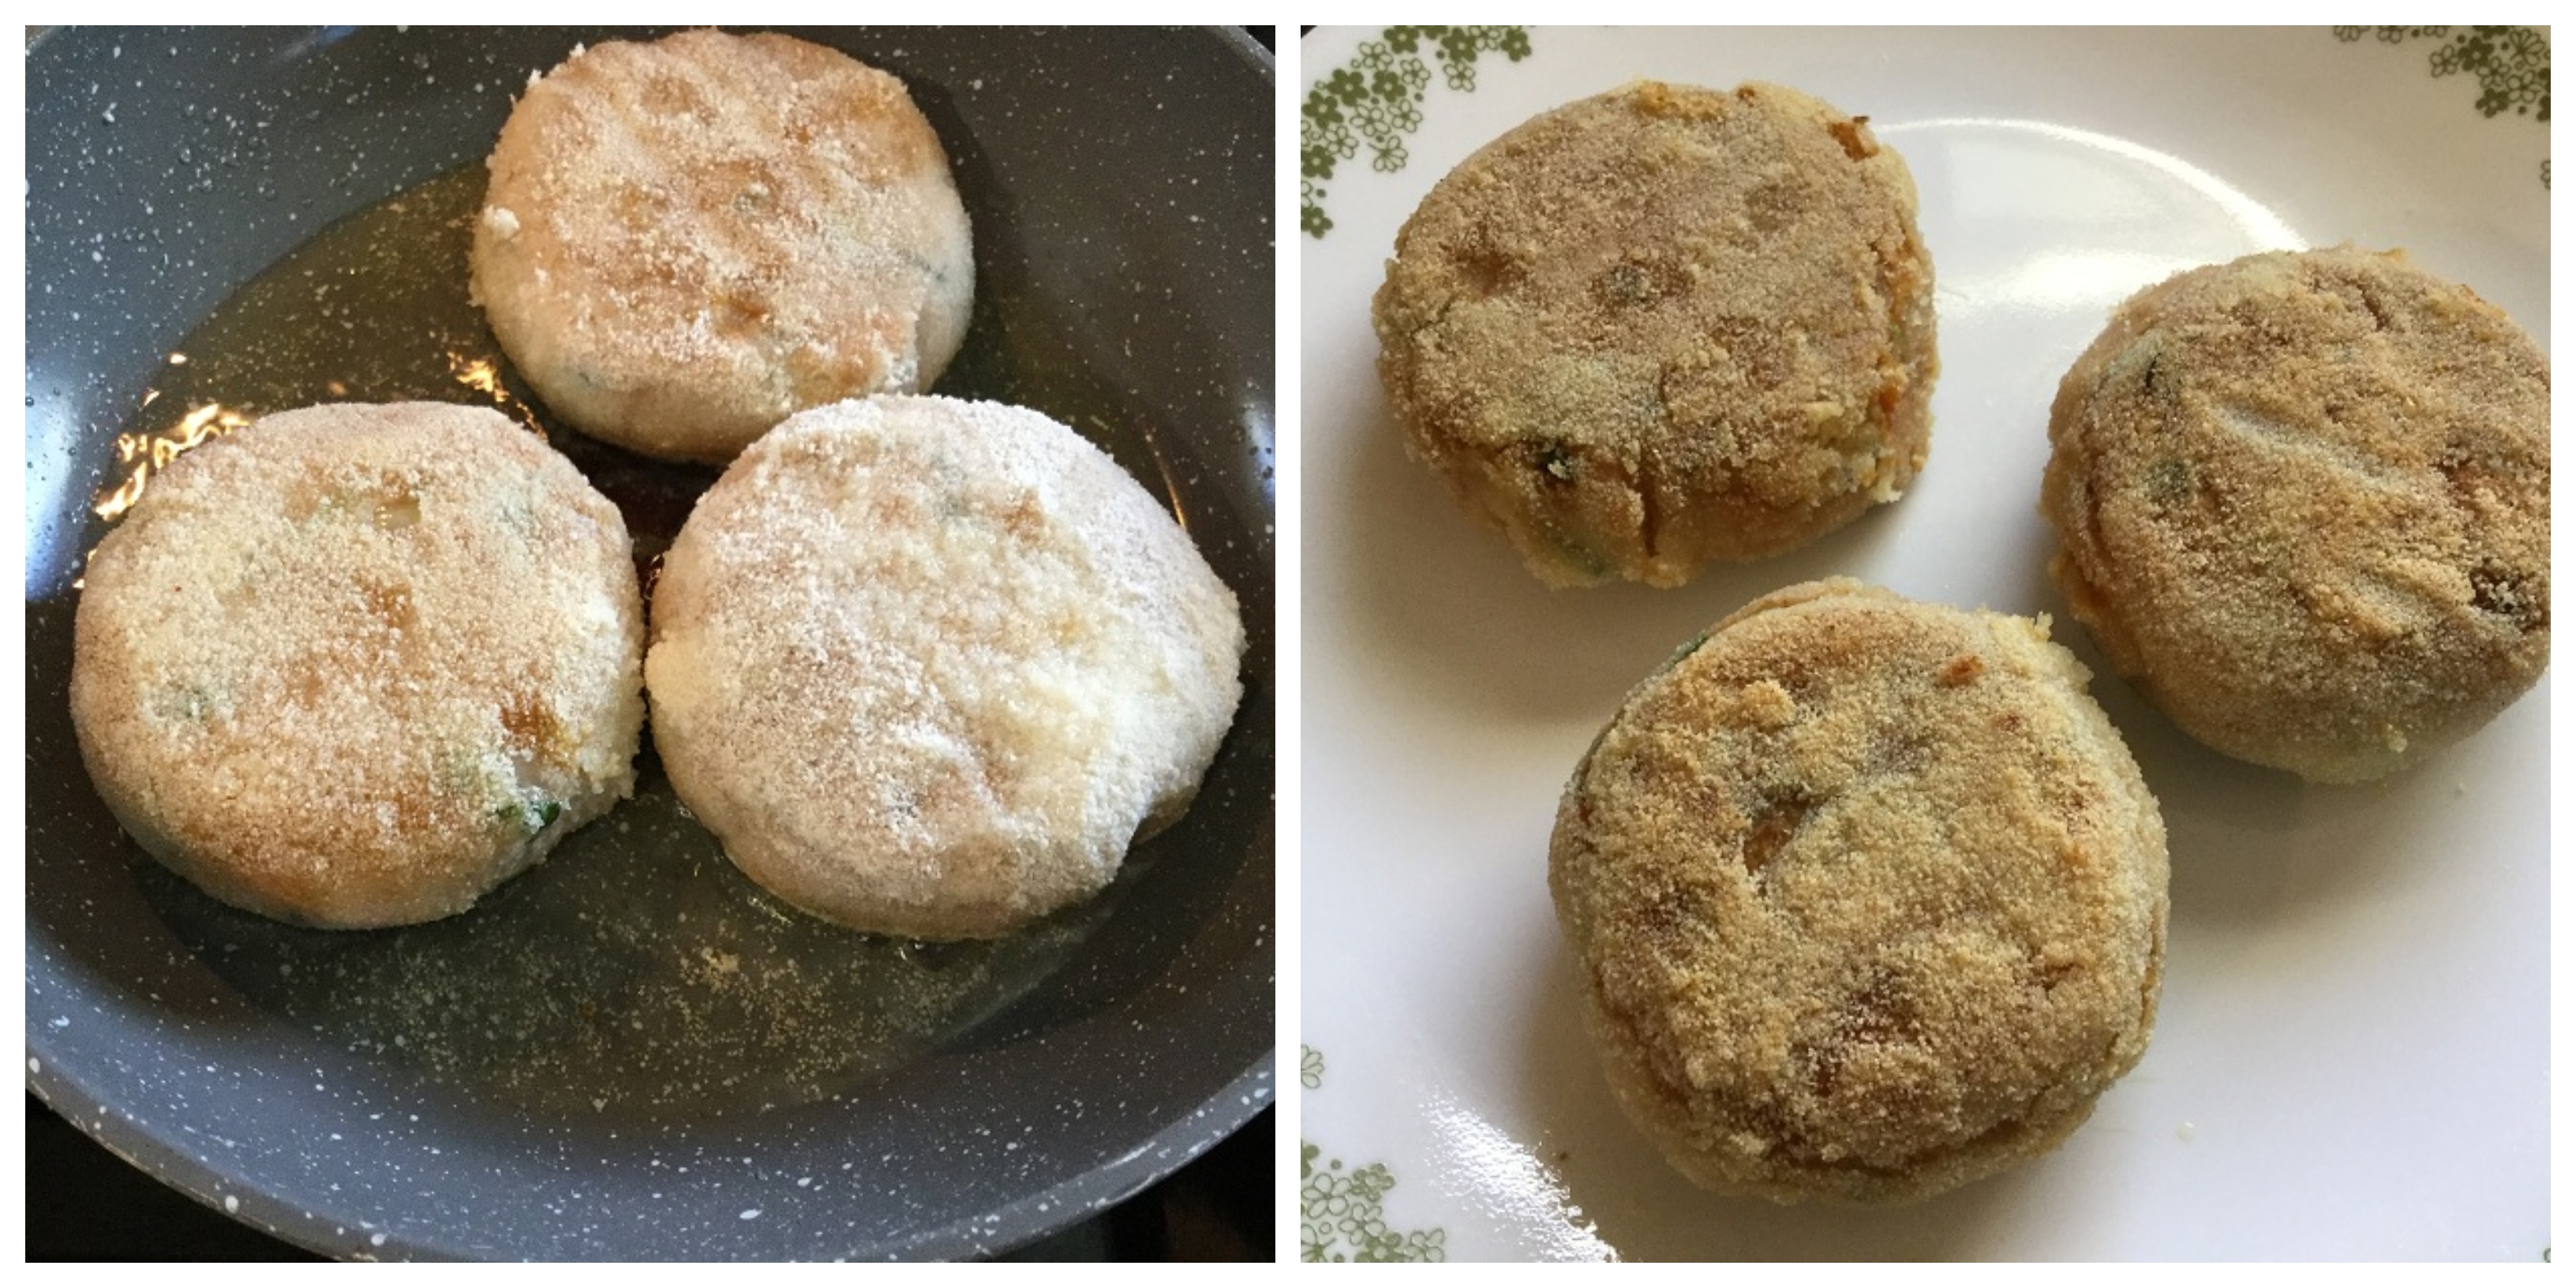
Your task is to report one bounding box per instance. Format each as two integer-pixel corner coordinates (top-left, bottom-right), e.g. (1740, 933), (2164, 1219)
(1373, 80), (1938, 588)
(472, 29), (975, 464)
(1549, 579), (2168, 1204)
(645, 395), (1246, 941)
(70, 402), (646, 930)
(2042, 246), (2550, 784)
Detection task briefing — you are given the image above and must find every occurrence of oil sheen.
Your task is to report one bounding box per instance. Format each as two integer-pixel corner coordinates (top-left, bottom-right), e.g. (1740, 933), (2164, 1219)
(116, 159), (1137, 1119)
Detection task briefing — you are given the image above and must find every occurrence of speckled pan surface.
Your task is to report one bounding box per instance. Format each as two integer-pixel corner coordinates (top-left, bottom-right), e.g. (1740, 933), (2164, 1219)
(26, 26), (1273, 1260)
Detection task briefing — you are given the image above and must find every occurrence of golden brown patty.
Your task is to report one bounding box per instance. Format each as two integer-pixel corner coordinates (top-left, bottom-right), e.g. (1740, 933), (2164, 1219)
(645, 395), (1245, 941)
(1373, 80), (1937, 588)
(2042, 246), (2550, 783)
(471, 29), (975, 464)
(1549, 579), (2167, 1204)
(70, 402), (646, 929)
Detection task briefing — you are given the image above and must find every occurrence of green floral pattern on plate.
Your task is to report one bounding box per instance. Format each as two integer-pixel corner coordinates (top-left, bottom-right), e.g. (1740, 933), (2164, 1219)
(2333, 25), (2549, 185)
(1300, 26), (1532, 238)
(1298, 1045), (1447, 1262)
(1302, 27), (2548, 242)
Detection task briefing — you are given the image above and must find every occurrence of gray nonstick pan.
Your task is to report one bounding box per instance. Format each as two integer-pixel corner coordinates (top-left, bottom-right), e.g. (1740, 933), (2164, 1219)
(25, 26), (1275, 1260)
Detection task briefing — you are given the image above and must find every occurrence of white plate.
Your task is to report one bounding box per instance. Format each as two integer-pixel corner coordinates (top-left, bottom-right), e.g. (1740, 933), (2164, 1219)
(1298, 25), (2548, 1261)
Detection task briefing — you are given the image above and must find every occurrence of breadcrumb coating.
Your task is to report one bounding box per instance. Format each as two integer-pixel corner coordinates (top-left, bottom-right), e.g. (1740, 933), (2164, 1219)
(472, 30), (974, 463)
(2042, 246), (2549, 783)
(71, 402), (644, 929)
(1551, 579), (2166, 1203)
(646, 396), (1245, 940)
(1375, 81), (1936, 587)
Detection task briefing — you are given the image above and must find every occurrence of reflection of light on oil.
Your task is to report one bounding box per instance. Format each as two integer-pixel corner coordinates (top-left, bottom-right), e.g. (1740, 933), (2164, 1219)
(1129, 425), (1194, 534)
(93, 402), (254, 522)
(641, 549), (668, 605)
(1243, 396), (1276, 506)
(448, 350), (546, 439)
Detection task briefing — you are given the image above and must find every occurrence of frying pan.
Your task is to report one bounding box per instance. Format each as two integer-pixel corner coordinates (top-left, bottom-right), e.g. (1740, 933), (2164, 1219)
(25, 26), (1275, 1260)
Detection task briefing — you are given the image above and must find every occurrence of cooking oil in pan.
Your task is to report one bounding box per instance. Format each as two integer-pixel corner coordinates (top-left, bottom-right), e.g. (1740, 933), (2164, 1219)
(122, 159), (1157, 1119)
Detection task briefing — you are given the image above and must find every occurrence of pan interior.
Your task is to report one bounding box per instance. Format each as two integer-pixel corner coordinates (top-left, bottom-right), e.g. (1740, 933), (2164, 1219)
(27, 24), (1273, 1260)
(100, 159), (1130, 1120)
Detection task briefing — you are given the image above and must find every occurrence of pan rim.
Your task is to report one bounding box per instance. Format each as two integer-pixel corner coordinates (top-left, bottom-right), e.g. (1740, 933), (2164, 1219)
(24, 22), (1274, 1261)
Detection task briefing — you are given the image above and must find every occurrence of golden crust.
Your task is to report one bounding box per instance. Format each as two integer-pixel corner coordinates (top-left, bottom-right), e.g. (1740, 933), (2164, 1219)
(1549, 579), (2167, 1204)
(69, 402), (646, 929)
(644, 396), (1245, 941)
(1373, 81), (1937, 588)
(2042, 246), (2550, 783)
(471, 29), (975, 463)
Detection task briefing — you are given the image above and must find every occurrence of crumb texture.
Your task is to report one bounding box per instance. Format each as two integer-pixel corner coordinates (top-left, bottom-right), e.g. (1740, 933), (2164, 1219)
(2042, 245), (2550, 782)
(71, 402), (645, 929)
(1374, 80), (1937, 587)
(472, 29), (975, 463)
(646, 395), (1245, 940)
(1549, 579), (2168, 1203)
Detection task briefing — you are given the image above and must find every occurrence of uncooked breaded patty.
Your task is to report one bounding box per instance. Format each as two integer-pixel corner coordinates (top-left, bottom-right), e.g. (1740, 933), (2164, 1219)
(1549, 579), (2167, 1204)
(471, 29), (975, 464)
(645, 395), (1245, 941)
(70, 402), (646, 930)
(2042, 246), (2550, 784)
(1373, 80), (1937, 588)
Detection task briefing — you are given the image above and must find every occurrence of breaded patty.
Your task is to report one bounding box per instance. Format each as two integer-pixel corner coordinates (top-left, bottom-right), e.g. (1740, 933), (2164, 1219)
(70, 402), (646, 929)
(1549, 580), (2167, 1204)
(472, 29), (975, 464)
(1373, 80), (1937, 588)
(2042, 246), (2550, 783)
(645, 395), (1245, 941)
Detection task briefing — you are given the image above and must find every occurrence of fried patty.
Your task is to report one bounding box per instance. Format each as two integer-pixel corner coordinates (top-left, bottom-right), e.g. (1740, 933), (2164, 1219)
(71, 402), (646, 929)
(1374, 80), (1937, 587)
(644, 395), (1245, 940)
(1550, 579), (2167, 1203)
(2042, 246), (2550, 783)
(472, 29), (975, 463)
